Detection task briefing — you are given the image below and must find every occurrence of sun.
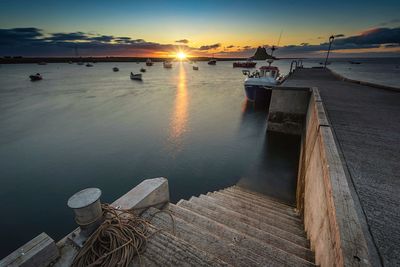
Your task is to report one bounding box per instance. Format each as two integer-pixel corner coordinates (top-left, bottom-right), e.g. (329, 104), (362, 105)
(177, 52), (187, 60)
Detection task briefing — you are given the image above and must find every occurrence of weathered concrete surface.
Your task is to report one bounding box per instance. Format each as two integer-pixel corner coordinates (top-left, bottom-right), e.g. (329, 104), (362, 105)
(267, 88), (311, 135)
(285, 68), (400, 266)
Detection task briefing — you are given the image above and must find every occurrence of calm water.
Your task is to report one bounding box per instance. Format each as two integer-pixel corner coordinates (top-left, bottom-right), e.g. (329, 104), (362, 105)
(0, 58), (397, 257)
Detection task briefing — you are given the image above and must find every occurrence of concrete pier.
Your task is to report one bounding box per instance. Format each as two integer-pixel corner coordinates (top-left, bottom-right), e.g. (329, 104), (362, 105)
(284, 68), (400, 266)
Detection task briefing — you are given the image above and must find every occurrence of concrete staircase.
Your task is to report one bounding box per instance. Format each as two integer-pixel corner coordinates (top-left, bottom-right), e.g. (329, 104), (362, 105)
(136, 185), (316, 266)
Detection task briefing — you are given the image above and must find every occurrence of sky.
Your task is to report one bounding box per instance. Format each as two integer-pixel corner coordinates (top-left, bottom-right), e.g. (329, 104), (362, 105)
(0, 0), (399, 58)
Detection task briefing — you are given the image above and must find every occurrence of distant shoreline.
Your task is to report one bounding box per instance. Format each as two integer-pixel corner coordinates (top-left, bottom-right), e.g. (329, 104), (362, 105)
(0, 56), (299, 64)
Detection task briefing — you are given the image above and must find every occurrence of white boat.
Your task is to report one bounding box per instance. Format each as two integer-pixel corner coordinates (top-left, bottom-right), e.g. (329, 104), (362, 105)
(130, 72), (142, 81)
(244, 59), (282, 102)
(163, 61), (172, 68)
(146, 59), (153, 66)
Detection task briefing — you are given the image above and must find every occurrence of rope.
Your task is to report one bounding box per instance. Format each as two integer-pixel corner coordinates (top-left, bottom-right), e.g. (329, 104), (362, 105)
(71, 203), (167, 267)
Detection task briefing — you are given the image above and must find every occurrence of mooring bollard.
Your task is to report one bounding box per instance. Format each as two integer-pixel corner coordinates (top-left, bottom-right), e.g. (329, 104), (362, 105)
(67, 188), (103, 245)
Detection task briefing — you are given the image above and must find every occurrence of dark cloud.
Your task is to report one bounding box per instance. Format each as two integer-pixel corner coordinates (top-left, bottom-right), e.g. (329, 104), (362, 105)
(226, 45), (235, 48)
(242, 45), (252, 49)
(0, 27), (43, 45)
(175, 39), (189, 44)
(198, 43), (220, 50)
(334, 34), (345, 38)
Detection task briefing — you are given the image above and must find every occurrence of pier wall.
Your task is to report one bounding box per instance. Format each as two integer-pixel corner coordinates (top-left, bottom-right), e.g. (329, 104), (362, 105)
(267, 87), (311, 135)
(296, 88), (371, 266)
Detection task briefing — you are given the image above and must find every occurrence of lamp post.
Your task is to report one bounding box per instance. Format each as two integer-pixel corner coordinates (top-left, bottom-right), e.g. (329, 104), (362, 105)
(324, 35), (335, 68)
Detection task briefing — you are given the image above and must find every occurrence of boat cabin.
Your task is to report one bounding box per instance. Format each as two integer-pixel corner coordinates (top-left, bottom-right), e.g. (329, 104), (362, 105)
(258, 66), (280, 79)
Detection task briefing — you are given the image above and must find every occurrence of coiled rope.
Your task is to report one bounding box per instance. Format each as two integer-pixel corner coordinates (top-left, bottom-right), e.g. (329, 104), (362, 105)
(71, 203), (173, 267)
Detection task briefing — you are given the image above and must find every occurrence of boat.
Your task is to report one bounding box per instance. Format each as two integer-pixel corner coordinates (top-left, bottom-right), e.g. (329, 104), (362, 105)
(86, 63), (93, 67)
(163, 61), (172, 68)
(113, 67), (119, 72)
(29, 73), (42, 81)
(349, 61), (361, 65)
(233, 59), (257, 68)
(146, 59), (153, 66)
(193, 65), (199, 70)
(244, 59), (283, 102)
(140, 68), (146, 72)
(208, 58), (217, 65)
(130, 72), (142, 81)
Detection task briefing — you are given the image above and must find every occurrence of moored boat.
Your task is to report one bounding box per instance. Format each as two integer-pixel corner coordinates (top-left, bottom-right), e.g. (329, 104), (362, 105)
(208, 59), (216, 65)
(243, 59), (283, 102)
(163, 61), (172, 68)
(113, 67), (119, 72)
(29, 73), (42, 81)
(86, 63), (93, 67)
(146, 59), (153, 66)
(140, 68), (146, 72)
(233, 59), (257, 68)
(193, 65), (199, 70)
(130, 72), (142, 81)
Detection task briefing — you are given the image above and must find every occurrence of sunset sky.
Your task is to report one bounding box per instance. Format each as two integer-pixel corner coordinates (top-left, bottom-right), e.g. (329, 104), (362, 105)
(1, 0), (399, 58)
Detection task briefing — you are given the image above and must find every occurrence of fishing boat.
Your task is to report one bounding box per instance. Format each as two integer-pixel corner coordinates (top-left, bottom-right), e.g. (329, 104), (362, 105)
(163, 61), (172, 68)
(130, 72), (142, 81)
(233, 59), (257, 68)
(140, 68), (146, 72)
(29, 73), (42, 81)
(243, 59), (283, 102)
(193, 65), (199, 70)
(146, 59), (153, 66)
(86, 63), (93, 67)
(113, 67), (119, 72)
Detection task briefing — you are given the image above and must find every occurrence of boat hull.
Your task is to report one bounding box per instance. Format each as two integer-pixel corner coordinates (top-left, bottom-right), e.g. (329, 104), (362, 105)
(244, 84), (272, 103)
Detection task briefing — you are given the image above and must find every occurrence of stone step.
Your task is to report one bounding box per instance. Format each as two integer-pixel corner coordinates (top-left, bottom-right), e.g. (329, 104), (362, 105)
(177, 200), (315, 263)
(169, 204), (315, 267)
(132, 222), (229, 266)
(209, 191), (302, 224)
(220, 188), (299, 218)
(230, 185), (298, 210)
(142, 207), (263, 267)
(198, 194), (309, 247)
(200, 193), (305, 236)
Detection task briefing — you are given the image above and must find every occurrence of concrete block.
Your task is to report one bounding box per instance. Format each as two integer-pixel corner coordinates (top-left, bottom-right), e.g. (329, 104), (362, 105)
(112, 177), (169, 214)
(0, 233), (59, 267)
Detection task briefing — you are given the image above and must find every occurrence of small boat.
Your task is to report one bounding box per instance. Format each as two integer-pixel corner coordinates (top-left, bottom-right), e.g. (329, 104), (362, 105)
(140, 68), (146, 72)
(233, 59), (256, 68)
(38, 62), (47, 65)
(130, 72), (142, 81)
(208, 59), (217, 65)
(86, 63), (93, 67)
(146, 59), (154, 66)
(29, 73), (42, 81)
(193, 65), (199, 70)
(113, 67), (119, 72)
(68, 61), (73, 64)
(77, 62), (84, 65)
(163, 61), (173, 68)
(349, 61), (361, 65)
(244, 59), (283, 102)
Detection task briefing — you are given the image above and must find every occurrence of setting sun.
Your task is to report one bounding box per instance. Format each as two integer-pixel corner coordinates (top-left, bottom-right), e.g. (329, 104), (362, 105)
(177, 52), (187, 60)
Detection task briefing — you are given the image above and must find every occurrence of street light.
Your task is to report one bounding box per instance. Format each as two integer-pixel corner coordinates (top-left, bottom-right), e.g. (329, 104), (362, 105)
(324, 35), (335, 68)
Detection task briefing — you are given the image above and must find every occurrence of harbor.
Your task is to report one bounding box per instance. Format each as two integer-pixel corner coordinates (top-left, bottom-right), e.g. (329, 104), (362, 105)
(1, 62), (399, 266)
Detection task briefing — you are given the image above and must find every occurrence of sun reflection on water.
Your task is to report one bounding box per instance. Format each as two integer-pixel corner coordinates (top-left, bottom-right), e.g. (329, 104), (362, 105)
(167, 62), (188, 154)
